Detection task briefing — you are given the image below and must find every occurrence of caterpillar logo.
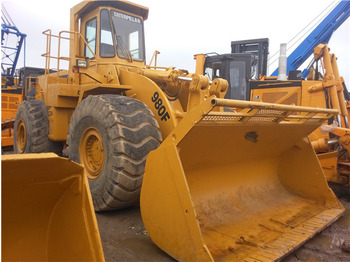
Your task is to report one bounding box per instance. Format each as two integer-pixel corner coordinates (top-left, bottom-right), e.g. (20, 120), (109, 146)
(112, 11), (141, 23)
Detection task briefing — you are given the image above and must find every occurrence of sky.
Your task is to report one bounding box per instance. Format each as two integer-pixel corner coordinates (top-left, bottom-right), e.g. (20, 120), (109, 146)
(2, 0), (349, 84)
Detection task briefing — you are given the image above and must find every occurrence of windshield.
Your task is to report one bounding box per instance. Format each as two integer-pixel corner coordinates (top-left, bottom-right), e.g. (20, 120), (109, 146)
(110, 10), (145, 61)
(229, 61), (247, 100)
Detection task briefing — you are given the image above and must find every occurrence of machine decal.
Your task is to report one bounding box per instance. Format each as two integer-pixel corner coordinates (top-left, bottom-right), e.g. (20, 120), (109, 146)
(112, 11), (141, 23)
(151, 91), (170, 121)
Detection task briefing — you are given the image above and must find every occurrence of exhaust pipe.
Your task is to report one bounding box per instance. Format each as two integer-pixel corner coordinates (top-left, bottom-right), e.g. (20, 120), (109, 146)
(277, 43), (287, 80)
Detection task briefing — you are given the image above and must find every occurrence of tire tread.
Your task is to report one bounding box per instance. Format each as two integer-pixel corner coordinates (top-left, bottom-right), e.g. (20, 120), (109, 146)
(67, 95), (162, 211)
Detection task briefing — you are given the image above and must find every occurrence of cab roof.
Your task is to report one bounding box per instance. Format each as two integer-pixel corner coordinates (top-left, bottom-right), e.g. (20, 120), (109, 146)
(71, 0), (149, 21)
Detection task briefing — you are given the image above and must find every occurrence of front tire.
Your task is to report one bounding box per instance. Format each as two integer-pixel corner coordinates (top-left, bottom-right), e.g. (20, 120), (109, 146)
(67, 95), (162, 211)
(14, 100), (62, 154)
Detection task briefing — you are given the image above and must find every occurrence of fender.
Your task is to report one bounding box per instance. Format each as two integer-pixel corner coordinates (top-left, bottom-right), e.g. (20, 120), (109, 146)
(119, 68), (178, 139)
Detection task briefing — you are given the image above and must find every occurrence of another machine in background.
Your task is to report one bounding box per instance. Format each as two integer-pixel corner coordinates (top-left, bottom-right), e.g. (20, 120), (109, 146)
(250, 43), (350, 187)
(197, 43), (350, 188)
(1, 5), (54, 150)
(1, 5), (27, 149)
(270, 0), (350, 77)
(196, 38), (269, 101)
(196, 0), (350, 188)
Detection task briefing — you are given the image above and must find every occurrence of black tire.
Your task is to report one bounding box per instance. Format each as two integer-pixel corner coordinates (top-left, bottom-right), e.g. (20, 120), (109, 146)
(66, 95), (162, 211)
(13, 99), (63, 154)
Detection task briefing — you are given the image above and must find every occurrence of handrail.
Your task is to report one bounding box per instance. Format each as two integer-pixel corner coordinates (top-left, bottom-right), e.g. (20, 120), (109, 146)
(209, 97), (338, 124)
(41, 29), (96, 77)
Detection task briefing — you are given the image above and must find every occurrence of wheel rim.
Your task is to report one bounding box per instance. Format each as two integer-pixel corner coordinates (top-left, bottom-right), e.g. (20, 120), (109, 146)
(16, 120), (27, 153)
(79, 128), (105, 179)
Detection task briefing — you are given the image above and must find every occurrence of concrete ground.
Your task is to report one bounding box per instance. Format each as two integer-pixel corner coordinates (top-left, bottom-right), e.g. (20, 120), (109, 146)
(96, 206), (174, 262)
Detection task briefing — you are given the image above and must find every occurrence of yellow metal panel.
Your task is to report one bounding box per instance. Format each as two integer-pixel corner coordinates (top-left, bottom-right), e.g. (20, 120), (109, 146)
(1, 153), (104, 261)
(46, 83), (79, 108)
(251, 86), (301, 105)
(1, 91), (23, 120)
(141, 143), (213, 261)
(121, 68), (178, 139)
(141, 98), (344, 261)
(317, 151), (347, 184)
(1, 129), (13, 147)
(301, 81), (328, 109)
(48, 107), (73, 141)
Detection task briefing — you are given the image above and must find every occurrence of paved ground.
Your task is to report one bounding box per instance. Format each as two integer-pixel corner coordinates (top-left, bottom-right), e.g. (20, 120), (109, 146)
(96, 185), (350, 262)
(96, 206), (174, 262)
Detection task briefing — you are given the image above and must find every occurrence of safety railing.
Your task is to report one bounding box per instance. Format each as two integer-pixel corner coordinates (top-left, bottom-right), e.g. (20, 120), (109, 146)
(204, 98), (339, 124)
(41, 29), (96, 77)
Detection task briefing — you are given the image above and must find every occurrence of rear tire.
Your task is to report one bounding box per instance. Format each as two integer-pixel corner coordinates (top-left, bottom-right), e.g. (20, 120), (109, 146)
(66, 95), (162, 211)
(14, 100), (63, 154)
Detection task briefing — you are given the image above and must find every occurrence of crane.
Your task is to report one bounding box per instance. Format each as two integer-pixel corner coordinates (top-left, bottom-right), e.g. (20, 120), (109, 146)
(1, 4), (26, 85)
(270, 0), (350, 77)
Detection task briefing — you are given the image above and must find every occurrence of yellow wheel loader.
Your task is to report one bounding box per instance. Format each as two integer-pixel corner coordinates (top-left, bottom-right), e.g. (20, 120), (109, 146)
(5, 0), (345, 261)
(250, 44), (350, 188)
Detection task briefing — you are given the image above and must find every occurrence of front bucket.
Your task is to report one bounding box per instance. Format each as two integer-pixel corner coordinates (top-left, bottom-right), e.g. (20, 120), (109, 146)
(1, 153), (104, 261)
(141, 98), (344, 261)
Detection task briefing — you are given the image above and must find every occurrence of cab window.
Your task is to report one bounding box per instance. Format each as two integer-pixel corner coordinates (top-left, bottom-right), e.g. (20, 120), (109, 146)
(100, 9), (115, 57)
(111, 10), (145, 61)
(85, 17), (97, 58)
(229, 61), (247, 100)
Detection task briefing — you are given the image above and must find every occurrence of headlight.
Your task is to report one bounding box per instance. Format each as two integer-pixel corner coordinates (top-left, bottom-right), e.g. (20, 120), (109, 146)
(76, 59), (88, 68)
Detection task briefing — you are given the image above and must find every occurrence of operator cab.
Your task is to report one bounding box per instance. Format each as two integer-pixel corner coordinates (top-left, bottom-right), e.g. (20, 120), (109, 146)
(84, 8), (145, 61)
(72, 0), (148, 66)
(203, 53), (258, 100)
